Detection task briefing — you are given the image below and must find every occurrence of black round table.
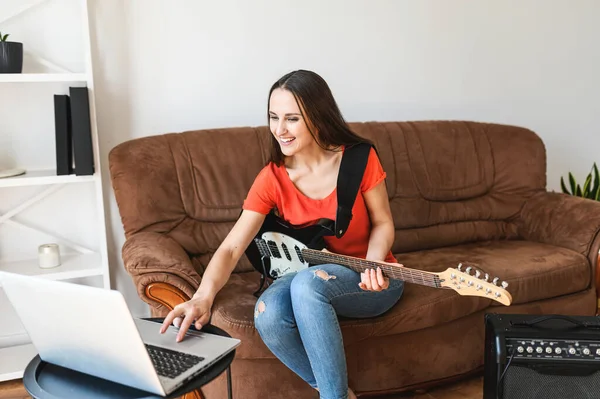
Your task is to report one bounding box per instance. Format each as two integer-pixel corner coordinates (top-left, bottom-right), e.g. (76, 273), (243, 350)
(23, 319), (235, 399)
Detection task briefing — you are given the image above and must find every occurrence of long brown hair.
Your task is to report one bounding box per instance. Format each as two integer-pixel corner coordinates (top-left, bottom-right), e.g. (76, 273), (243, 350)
(267, 70), (372, 165)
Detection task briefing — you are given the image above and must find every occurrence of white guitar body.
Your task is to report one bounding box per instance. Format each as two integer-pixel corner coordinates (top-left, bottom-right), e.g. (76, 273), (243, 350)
(259, 232), (310, 278)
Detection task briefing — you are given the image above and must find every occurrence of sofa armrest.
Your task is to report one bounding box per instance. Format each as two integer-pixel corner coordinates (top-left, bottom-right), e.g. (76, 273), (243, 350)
(122, 232), (202, 315)
(517, 192), (600, 288)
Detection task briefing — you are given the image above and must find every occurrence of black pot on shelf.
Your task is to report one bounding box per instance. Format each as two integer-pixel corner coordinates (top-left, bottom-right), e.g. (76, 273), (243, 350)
(0, 41), (23, 73)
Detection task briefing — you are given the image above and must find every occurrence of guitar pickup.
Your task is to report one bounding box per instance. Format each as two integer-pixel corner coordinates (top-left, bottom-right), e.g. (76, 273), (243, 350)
(267, 240), (282, 258)
(281, 243), (292, 261)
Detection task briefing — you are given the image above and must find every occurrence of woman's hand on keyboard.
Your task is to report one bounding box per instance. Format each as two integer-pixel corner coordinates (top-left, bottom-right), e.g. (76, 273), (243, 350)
(160, 294), (213, 342)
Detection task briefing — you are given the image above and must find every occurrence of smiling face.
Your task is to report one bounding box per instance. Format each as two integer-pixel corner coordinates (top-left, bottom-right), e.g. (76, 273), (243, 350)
(266, 70), (369, 165)
(268, 88), (319, 158)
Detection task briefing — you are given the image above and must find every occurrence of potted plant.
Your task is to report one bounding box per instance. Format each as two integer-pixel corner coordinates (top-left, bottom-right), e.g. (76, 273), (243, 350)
(560, 162), (600, 201)
(0, 31), (23, 73)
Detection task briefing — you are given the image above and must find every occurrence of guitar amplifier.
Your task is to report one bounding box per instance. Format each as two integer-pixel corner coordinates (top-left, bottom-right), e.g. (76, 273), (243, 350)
(484, 313), (600, 399)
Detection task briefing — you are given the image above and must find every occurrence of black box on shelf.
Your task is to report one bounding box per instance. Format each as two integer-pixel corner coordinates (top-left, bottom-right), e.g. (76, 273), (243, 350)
(53, 94), (73, 175)
(69, 87), (95, 176)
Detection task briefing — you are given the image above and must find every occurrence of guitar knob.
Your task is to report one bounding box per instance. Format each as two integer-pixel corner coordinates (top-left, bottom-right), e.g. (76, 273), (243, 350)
(492, 277), (499, 286)
(475, 270), (481, 278)
(457, 263), (463, 271)
(501, 281), (509, 289)
(484, 273), (489, 282)
(465, 266), (472, 275)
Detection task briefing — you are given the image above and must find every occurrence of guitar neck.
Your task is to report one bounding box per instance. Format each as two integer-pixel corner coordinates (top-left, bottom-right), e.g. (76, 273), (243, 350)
(302, 249), (440, 288)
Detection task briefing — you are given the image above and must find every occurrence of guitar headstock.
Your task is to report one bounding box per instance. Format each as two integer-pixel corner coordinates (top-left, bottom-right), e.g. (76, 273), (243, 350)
(437, 263), (512, 306)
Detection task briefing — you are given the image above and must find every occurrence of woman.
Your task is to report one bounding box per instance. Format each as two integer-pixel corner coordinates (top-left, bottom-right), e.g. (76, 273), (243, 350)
(161, 70), (404, 399)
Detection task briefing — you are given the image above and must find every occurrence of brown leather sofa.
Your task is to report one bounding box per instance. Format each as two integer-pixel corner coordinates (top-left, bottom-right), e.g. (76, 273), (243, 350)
(109, 121), (600, 399)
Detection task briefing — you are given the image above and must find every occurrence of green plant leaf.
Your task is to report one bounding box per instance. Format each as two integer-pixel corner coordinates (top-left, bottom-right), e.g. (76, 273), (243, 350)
(591, 163), (600, 201)
(569, 172), (578, 196)
(560, 176), (571, 195)
(1, 33), (8, 41)
(576, 184), (583, 197)
(583, 173), (592, 198)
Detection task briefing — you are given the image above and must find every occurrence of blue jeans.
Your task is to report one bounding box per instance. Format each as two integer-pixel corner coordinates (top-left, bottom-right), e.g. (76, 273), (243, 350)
(253, 263), (404, 399)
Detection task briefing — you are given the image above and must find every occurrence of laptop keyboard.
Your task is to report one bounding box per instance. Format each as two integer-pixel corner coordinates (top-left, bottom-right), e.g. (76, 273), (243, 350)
(145, 344), (205, 379)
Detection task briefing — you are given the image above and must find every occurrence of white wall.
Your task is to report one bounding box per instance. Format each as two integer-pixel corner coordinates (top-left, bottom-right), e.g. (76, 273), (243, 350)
(89, 0), (600, 316)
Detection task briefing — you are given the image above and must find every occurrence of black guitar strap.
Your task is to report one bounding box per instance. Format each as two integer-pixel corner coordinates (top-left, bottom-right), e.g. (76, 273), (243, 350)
(334, 142), (373, 238)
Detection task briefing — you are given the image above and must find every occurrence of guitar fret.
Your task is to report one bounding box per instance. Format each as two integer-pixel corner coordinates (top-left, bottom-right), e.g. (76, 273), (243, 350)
(303, 249), (438, 288)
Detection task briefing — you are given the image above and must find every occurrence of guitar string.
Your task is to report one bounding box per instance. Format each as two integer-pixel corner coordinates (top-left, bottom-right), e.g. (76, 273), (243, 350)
(304, 250), (433, 281)
(303, 249), (441, 288)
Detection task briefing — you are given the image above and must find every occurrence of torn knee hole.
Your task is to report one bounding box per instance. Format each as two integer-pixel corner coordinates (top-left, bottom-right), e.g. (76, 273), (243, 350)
(254, 301), (266, 318)
(314, 269), (336, 281)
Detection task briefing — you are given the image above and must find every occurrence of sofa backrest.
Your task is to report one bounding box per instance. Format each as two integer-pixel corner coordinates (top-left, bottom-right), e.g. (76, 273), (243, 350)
(109, 121), (547, 273)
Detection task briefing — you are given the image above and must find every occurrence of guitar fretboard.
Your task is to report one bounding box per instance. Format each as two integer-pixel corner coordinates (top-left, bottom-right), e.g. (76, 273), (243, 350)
(302, 249), (440, 288)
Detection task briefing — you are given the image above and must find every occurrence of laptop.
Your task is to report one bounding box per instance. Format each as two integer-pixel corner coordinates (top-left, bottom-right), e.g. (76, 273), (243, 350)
(0, 272), (241, 396)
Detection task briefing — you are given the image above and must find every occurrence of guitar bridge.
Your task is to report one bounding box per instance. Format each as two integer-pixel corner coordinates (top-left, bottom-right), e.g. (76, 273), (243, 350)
(255, 238), (270, 258)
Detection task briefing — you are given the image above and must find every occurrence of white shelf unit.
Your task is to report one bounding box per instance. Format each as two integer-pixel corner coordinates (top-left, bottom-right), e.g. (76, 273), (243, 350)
(0, 169), (96, 188)
(0, 73), (88, 83)
(0, 253), (103, 288)
(0, 0), (111, 381)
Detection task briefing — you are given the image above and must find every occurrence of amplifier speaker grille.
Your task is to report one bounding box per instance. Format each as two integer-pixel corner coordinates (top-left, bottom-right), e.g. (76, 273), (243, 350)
(503, 365), (600, 399)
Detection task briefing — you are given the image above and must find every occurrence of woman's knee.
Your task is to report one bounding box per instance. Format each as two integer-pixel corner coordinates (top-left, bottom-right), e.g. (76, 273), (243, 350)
(254, 294), (294, 335)
(290, 265), (341, 301)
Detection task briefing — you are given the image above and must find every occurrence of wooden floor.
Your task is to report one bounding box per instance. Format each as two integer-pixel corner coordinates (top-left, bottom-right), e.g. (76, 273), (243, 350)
(0, 380), (29, 399)
(0, 375), (483, 399)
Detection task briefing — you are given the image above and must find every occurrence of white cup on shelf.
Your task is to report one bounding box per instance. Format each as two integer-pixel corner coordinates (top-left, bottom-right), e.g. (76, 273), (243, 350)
(38, 244), (61, 269)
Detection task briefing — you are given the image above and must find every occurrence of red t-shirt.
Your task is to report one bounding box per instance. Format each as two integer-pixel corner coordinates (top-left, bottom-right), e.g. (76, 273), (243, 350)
(243, 147), (396, 263)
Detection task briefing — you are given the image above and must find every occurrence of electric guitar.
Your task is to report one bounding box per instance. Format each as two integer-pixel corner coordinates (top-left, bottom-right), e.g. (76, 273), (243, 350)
(245, 212), (513, 306)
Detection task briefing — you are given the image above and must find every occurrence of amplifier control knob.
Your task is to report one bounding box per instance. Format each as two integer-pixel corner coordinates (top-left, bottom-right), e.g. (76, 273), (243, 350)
(569, 348), (576, 355)
(526, 347), (534, 354)
(555, 347), (562, 354)
(546, 347), (553, 354)
(596, 349), (600, 356)
(583, 348), (591, 355)
(536, 347), (543, 354)
(517, 346), (524, 353)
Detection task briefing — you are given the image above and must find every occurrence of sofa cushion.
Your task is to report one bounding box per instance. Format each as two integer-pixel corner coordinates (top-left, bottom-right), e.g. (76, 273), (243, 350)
(402, 122), (494, 201)
(351, 121), (547, 254)
(209, 239), (590, 360)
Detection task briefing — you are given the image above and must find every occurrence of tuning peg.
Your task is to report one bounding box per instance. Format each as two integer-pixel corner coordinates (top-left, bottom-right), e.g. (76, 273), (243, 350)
(465, 266), (472, 275)
(484, 273), (489, 282)
(475, 270), (481, 278)
(457, 263), (463, 271)
(501, 281), (509, 289)
(492, 277), (499, 286)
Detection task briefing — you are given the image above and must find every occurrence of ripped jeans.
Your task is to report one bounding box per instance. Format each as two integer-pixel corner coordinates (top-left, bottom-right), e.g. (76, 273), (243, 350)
(253, 263), (404, 399)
